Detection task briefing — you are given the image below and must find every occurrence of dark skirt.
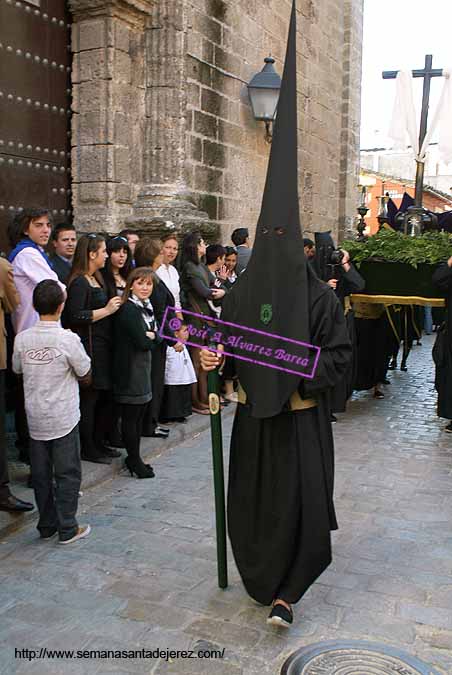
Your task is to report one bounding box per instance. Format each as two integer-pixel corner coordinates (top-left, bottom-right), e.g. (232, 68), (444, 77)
(160, 384), (192, 420)
(228, 404), (335, 606)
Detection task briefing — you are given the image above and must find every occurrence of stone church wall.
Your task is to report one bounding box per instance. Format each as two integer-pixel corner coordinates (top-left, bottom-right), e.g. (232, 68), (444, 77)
(69, 0), (363, 243)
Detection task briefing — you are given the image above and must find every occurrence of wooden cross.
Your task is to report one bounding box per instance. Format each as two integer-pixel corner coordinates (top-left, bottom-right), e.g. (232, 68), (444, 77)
(383, 55), (444, 206)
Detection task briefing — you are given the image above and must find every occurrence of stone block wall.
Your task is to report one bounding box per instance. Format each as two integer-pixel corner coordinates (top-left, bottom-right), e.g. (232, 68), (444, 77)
(184, 0), (364, 244)
(68, 0), (363, 242)
(70, 0), (151, 232)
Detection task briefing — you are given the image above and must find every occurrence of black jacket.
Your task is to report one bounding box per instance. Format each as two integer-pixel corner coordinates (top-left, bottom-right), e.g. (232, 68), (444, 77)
(50, 255), (72, 285)
(113, 301), (159, 404)
(64, 275), (112, 390)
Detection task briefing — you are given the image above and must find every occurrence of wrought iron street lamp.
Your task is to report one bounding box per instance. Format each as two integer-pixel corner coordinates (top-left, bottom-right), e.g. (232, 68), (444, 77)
(377, 192), (390, 231)
(247, 57), (282, 143)
(356, 186), (369, 241)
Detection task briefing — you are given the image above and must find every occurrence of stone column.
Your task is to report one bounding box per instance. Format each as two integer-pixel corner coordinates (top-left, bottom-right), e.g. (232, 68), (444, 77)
(125, 0), (214, 239)
(69, 0), (153, 232)
(338, 0), (364, 240)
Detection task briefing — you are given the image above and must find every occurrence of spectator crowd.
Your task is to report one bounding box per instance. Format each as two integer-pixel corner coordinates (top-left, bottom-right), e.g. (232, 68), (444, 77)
(0, 207), (252, 543)
(3, 212), (448, 550)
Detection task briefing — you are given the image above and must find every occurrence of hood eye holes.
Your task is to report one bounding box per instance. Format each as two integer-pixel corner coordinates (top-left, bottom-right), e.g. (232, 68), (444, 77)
(261, 226), (269, 234)
(274, 227), (286, 235)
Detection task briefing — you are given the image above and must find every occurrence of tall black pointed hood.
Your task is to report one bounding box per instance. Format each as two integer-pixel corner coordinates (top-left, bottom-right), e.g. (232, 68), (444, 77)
(222, 0), (310, 419)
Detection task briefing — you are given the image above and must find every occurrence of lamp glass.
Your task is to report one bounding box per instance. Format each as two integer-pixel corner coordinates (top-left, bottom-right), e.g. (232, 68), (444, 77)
(248, 87), (280, 121)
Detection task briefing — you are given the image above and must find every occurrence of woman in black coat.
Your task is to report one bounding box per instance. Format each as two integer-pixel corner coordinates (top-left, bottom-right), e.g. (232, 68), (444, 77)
(179, 232), (224, 412)
(134, 238), (175, 438)
(64, 234), (121, 463)
(114, 267), (159, 478)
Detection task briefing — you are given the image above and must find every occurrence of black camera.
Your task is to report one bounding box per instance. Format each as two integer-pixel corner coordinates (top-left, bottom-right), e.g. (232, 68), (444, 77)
(329, 248), (344, 266)
(314, 231), (343, 282)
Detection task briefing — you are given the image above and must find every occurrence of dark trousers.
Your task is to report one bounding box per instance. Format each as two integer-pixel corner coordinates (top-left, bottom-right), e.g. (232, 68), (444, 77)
(0, 371), (11, 500)
(121, 403), (147, 462)
(30, 425), (81, 541)
(79, 387), (112, 457)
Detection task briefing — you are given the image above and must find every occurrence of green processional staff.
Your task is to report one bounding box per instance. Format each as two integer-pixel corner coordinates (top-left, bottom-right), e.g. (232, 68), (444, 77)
(201, 0), (352, 628)
(206, 334), (228, 590)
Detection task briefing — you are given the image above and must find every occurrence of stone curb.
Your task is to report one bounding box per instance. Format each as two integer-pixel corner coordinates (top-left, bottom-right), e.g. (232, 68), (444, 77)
(0, 404), (236, 540)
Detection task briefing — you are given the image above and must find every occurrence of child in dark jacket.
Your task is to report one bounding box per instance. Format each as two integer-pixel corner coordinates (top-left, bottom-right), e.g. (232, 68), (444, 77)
(113, 268), (160, 478)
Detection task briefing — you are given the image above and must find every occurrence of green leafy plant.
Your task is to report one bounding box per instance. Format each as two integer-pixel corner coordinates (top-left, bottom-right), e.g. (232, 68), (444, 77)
(342, 230), (452, 269)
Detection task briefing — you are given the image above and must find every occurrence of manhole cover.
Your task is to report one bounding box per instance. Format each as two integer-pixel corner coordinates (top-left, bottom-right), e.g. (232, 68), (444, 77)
(281, 640), (442, 674)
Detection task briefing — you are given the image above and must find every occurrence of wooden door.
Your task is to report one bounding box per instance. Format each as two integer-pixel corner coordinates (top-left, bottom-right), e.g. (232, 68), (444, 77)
(0, 0), (71, 253)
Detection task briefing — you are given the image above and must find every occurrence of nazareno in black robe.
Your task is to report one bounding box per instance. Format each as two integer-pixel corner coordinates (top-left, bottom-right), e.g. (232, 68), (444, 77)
(219, 0), (351, 606)
(224, 266), (352, 606)
(432, 263), (452, 419)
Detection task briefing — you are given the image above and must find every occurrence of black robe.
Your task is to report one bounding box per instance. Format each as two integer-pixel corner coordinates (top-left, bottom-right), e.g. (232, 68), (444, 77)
(432, 264), (452, 419)
(330, 265), (364, 413)
(354, 305), (396, 391)
(225, 272), (352, 605)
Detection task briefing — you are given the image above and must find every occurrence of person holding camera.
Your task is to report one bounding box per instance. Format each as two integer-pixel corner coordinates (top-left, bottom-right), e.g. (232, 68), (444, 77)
(310, 234), (365, 417)
(324, 248), (365, 416)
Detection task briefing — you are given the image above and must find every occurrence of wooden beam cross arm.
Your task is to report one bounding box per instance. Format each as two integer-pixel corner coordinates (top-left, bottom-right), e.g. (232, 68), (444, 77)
(382, 68), (443, 80)
(382, 54), (443, 80)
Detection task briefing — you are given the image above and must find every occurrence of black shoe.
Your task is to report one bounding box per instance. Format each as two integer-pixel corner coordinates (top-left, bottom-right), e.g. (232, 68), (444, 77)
(100, 446), (122, 459)
(125, 457), (155, 479)
(0, 495), (34, 512)
(444, 422), (452, 433)
(267, 603), (293, 628)
(156, 425), (170, 433)
(373, 390), (384, 399)
(400, 361), (408, 372)
(330, 414), (337, 423)
(150, 429), (169, 438)
(81, 452), (112, 465)
(388, 359), (397, 370)
(381, 378), (391, 385)
(39, 527), (58, 539)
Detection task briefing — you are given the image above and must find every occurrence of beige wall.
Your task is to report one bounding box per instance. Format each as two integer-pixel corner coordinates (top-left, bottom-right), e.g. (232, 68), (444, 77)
(184, 0), (363, 243)
(69, 0), (363, 243)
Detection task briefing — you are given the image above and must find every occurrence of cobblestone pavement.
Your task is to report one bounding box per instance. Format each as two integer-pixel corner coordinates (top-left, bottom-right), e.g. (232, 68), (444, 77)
(1, 335), (452, 675)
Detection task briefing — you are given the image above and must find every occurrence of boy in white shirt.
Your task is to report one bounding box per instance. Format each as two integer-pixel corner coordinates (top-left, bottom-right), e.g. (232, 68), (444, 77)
(12, 280), (92, 544)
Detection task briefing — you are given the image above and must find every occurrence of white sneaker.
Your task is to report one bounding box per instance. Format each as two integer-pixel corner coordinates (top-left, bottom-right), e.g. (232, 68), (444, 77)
(59, 524), (91, 545)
